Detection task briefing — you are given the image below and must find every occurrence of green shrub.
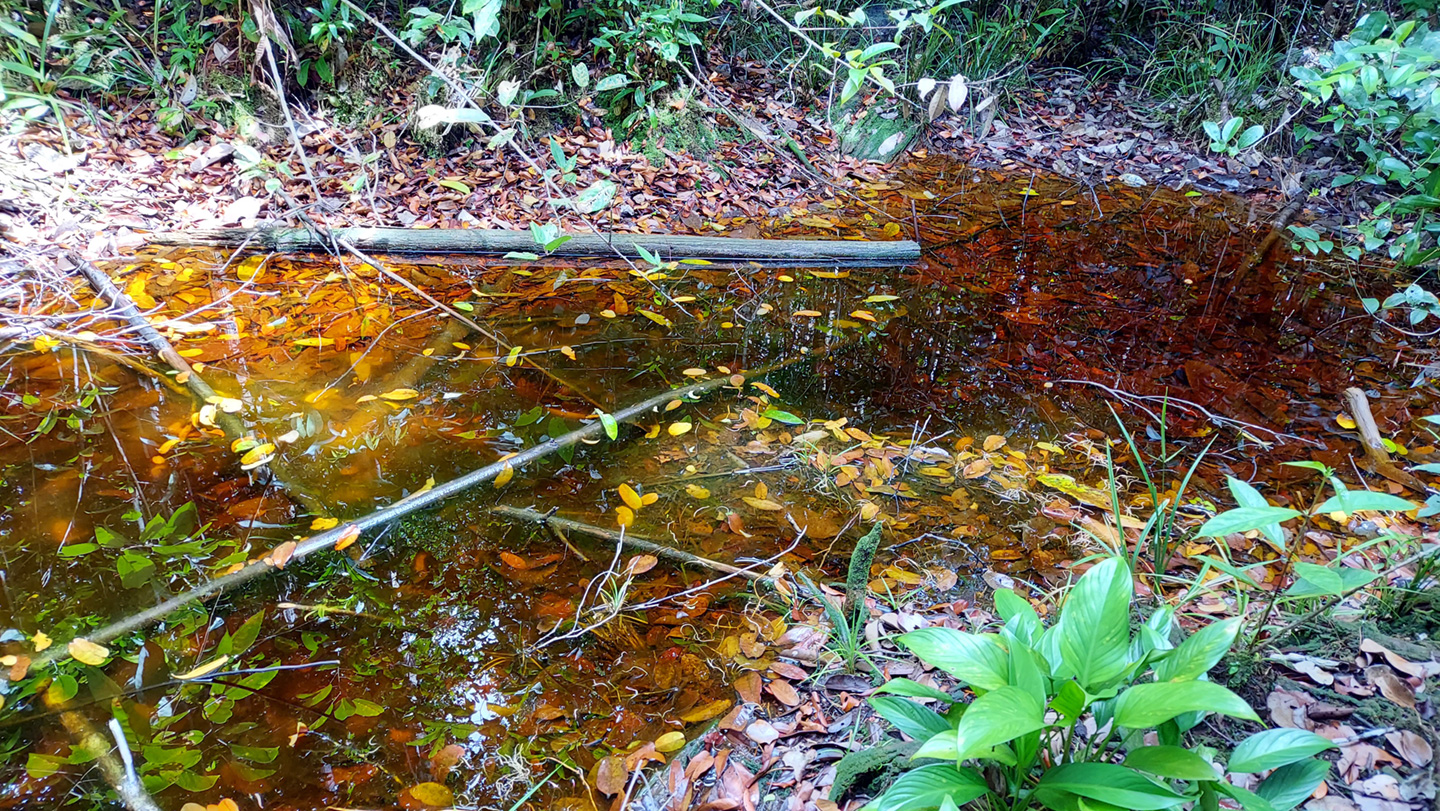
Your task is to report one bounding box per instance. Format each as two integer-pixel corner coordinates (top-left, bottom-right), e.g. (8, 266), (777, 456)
(863, 558), (1334, 811)
(1292, 11), (1440, 265)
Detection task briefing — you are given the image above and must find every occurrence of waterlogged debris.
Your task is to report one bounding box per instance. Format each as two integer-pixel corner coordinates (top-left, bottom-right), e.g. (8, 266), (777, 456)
(638, 309), (673, 328)
(625, 554), (658, 575)
(744, 497), (785, 511)
(679, 699), (732, 724)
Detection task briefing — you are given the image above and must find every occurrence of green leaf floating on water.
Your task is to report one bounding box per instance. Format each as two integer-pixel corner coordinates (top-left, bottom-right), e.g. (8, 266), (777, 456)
(763, 408), (803, 425)
(1035, 473), (1112, 509)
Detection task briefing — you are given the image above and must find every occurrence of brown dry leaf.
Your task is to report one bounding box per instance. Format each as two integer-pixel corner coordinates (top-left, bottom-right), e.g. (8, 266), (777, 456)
(1365, 665), (1416, 709)
(684, 750), (715, 781)
(734, 671), (762, 704)
(264, 540), (298, 569)
(625, 554), (659, 575)
(983, 434), (1007, 451)
(430, 744), (465, 781)
(767, 679), (802, 707)
(594, 755), (628, 795)
(746, 719), (780, 744)
(409, 782), (453, 807)
(1360, 638), (1427, 678)
(769, 661), (808, 681)
(962, 458), (993, 479)
(625, 741), (666, 770)
(1386, 730), (1432, 766)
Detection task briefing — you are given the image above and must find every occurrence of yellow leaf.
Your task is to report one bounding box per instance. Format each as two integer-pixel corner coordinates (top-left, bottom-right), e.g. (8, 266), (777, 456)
(310, 517), (339, 531)
(962, 458), (993, 479)
(619, 484), (644, 511)
(881, 222), (902, 238)
(638, 309), (674, 328)
(794, 310), (823, 318)
(1035, 442), (1064, 455)
(379, 388), (420, 401)
(32, 335), (61, 352)
(850, 310), (876, 322)
(239, 443), (276, 466)
(1336, 413), (1357, 429)
(685, 484), (711, 499)
(505, 346), (522, 367)
(983, 435), (1006, 452)
(679, 699), (732, 723)
(655, 731), (686, 753)
(668, 421), (692, 436)
(126, 273), (156, 309)
(799, 216), (835, 228)
(755, 482), (768, 500)
(864, 295), (899, 303)
(884, 566), (924, 585)
(640, 492), (659, 506)
(494, 462), (515, 487)
(683, 368), (706, 377)
(294, 337), (335, 348)
(236, 256), (265, 281)
(859, 501), (880, 520)
(752, 382), (780, 398)
(810, 270), (850, 279)
(32, 632), (52, 652)
(616, 505), (635, 528)
(917, 466), (954, 478)
(410, 782), (454, 807)
(1036, 473), (1113, 509)
(68, 638), (109, 666)
(743, 497), (785, 511)
(177, 348), (204, 358)
(560, 345), (576, 360)
(175, 654), (230, 680)
(665, 400), (684, 412)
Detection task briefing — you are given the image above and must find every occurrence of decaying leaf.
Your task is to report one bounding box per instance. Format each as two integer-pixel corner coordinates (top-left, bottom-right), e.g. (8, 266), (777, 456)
(625, 554), (658, 575)
(408, 781), (453, 807)
(68, 638), (109, 666)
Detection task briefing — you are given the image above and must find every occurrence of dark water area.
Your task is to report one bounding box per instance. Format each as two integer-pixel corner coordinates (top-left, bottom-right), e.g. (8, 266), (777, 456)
(0, 163), (1430, 809)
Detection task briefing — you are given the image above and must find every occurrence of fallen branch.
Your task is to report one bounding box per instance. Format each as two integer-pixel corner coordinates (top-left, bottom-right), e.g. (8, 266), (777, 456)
(1229, 190), (1309, 289)
(56, 712), (160, 811)
(62, 252), (331, 515)
(33, 343), (841, 669)
(153, 226), (922, 265)
(490, 506), (775, 584)
(1343, 386), (1426, 491)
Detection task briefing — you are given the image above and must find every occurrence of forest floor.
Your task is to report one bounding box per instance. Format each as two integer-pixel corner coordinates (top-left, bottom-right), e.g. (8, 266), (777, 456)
(1, 63), (1437, 811)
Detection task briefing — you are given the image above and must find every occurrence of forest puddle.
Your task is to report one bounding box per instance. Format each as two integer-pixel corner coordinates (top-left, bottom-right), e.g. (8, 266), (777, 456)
(1, 164), (1428, 809)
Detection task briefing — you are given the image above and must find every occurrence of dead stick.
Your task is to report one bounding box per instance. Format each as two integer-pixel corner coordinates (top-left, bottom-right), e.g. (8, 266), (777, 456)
(63, 252), (331, 515)
(55, 712), (161, 811)
(1230, 192), (1308, 289)
(1343, 386), (1426, 491)
(31, 342), (844, 670)
(490, 506), (772, 584)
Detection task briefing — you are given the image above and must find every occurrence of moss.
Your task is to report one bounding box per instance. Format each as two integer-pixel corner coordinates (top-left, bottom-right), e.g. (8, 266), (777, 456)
(829, 740), (921, 803)
(628, 91), (719, 166)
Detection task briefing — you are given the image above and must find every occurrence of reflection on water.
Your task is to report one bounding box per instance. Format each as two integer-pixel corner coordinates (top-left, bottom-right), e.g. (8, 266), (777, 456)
(0, 164), (1419, 808)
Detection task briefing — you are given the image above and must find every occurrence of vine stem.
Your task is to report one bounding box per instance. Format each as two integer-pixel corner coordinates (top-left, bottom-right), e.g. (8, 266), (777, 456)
(1246, 476), (1328, 653)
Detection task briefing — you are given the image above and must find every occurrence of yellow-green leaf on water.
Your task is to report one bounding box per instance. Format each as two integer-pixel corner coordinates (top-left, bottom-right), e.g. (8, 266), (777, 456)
(743, 497), (785, 511)
(379, 388), (420, 401)
(453, 302), (475, 312)
(679, 258), (712, 265)
(668, 421), (692, 436)
(67, 639), (109, 666)
(505, 346), (523, 367)
(1036, 473), (1113, 509)
(864, 295), (899, 303)
(685, 484), (711, 499)
(638, 309), (674, 328)
(655, 731), (686, 753)
(409, 781), (454, 807)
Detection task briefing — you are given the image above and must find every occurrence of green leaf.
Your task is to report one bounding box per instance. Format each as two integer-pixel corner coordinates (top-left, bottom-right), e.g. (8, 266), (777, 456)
(1035, 763), (1188, 810)
(58, 543), (99, 558)
(1312, 490), (1415, 514)
(762, 408), (804, 425)
(871, 677), (957, 703)
(350, 698), (385, 716)
(898, 629), (1009, 690)
(574, 179), (617, 214)
(876, 763), (987, 811)
(954, 685), (1046, 759)
(1236, 124), (1265, 150)
(1153, 617), (1242, 682)
(1287, 564), (1378, 597)
(995, 588), (1042, 644)
(1230, 729), (1336, 773)
(1255, 760), (1330, 811)
(594, 74), (629, 92)
(1113, 680), (1259, 728)
(1123, 746), (1221, 780)
(869, 696), (952, 740)
(1050, 679), (1088, 721)
(218, 610), (265, 656)
(1216, 781), (1279, 811)
(599, 412), (618, 440)
(232, 745), (279, 763)
(437, 179), (471, 194)
(1196, 507), (1301, 537)
(26, 753), (69, 779)
(503, 251), (539, 261)
(1226, 477), (1285, 548)
(1288, 561), (1346, 597)
(1054, 557), (1132, 691)
(571, 62), (590, 89)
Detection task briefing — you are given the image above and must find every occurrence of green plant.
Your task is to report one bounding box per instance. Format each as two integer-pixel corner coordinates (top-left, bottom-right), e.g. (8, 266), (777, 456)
(291, 0), (357, 85)
(864, 558), (1335, 811)
(579, 0), (710, 130)
(1291, 12), (1440, 265)
(798, 571), (874, 674)
(1203, 115), (1266, 156)
(0, 0), (116, 144)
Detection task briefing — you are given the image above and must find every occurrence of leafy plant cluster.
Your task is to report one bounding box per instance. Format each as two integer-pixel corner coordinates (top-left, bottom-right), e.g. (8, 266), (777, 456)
(864, 558), (1335, 811)
(1289, 11), (1440, 266)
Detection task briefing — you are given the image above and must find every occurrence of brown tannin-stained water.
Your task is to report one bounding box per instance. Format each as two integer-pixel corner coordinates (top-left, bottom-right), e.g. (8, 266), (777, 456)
(0, 163), (1429, 809)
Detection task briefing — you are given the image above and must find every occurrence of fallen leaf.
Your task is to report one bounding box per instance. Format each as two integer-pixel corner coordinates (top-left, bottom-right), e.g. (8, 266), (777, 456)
(379, 388), (420, 401)
(655, 731), (686, 753)
(619, 483), (645, 511)
(594, 755), (628, 795)
(68, 638), (109, 666)
(767, 679), (802, 706)
(685, 484), (711, 499)
(310, 516), (339, 531)
(625, 554), (658, 575)
(962, 458), (993, 478)
(746, 720), (780, 744)
(680, 699), (732, 724)
(735, 672), (762, 704)
(668, 421), (693, 436)
(409, 781), (453, 807)
(1386, 730), (1432, 766)
(264, 540), (298, 569)
(32, 632), (52, 652)
(743, 497), (785, 511)
(333, 524), (361, 551)
(1365, 665), (1416, 708)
